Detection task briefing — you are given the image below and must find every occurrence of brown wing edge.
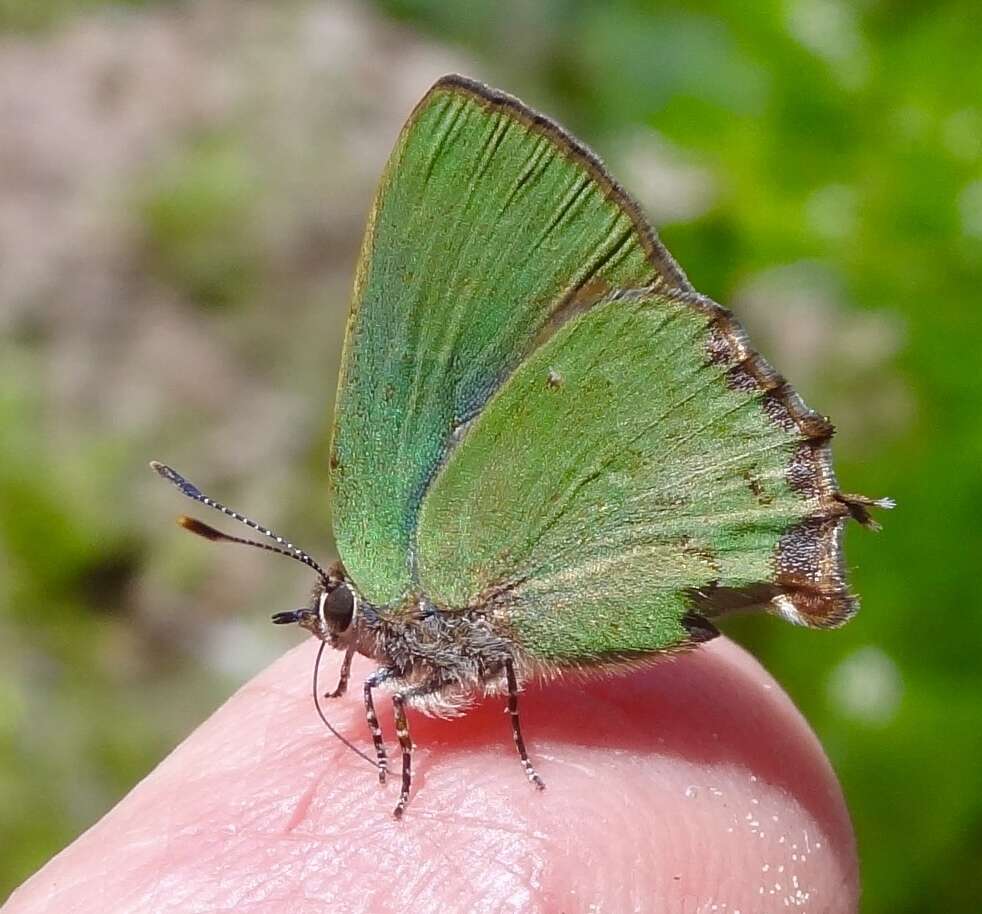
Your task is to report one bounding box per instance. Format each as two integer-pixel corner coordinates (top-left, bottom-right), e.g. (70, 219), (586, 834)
(673, 287), (893, 628)
(424, 74), (693, 296)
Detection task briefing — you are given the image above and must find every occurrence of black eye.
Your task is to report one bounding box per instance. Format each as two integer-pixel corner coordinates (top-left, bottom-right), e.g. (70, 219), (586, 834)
(323, 584), (354, 630)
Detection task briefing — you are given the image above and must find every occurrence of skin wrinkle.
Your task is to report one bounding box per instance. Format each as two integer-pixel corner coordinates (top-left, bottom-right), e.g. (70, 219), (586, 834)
(143, 767), (182, 914)
(401, 830), (483, 914)
(256, 677), (283, 776)
(283, 769), (330, 834)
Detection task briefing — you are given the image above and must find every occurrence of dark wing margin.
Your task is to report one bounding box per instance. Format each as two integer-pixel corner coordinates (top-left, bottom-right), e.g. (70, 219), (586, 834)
(683, 293), (892, 628)
(431, 74), (693, 296)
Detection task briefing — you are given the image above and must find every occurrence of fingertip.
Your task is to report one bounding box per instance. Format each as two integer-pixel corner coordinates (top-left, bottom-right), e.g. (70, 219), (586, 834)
(8, 639), (859, 914)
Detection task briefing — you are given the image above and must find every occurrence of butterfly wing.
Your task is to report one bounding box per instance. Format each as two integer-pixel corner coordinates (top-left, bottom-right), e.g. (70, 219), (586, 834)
(330, 76), (689, 608)
(416, 284), (862, 665)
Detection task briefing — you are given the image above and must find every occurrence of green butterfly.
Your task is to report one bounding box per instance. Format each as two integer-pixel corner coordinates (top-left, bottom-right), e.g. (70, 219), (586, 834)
(153, 75), (891, 816)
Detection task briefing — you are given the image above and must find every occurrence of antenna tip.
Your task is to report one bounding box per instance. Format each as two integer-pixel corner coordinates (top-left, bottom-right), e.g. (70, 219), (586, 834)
(150, 459), (177, 482)
(151, 461), (203, 498)
(178, 515), (226, 541)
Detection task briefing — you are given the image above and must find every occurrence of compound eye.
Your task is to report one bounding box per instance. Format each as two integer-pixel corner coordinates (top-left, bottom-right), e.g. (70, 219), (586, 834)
(319, 584), (354, 631)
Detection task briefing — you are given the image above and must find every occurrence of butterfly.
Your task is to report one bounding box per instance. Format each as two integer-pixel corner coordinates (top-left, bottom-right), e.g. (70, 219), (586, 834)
(153, 74), (891, 816)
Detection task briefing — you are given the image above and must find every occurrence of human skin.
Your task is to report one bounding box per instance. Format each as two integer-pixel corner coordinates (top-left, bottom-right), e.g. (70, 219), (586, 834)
(4, 638), (858, 914)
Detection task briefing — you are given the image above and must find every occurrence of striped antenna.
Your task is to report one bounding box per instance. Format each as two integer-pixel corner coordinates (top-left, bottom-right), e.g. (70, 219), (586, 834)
(150, 461), (329, 580)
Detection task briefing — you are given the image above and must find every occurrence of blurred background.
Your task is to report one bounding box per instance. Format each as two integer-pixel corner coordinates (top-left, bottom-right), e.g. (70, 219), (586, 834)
(0, 1), (978, 910)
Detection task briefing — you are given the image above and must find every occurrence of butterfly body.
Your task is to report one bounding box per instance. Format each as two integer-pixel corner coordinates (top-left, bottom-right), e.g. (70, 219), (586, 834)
(307, 579), (515, 714)
(154, 74), (890, 815)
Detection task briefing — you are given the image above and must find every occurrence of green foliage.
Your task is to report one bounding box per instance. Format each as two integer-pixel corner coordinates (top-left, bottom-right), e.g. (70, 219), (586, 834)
(0, 348), (167, 888)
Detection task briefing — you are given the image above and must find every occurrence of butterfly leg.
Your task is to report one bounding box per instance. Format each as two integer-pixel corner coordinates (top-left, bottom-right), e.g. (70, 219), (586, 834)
(363, 669), (392, 784)
(386, 682), (446, 816)
(506, 659), (545, 790)
(324, 647), (355, 699)
(391, 690), (414, 818)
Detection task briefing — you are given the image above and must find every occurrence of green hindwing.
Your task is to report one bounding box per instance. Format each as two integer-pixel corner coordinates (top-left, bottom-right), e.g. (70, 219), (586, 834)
(330, 76), (688, 607)
(416, 287), (866, 665)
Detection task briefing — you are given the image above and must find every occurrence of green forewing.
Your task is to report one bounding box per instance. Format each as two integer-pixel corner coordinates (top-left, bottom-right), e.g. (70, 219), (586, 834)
(416, 290), (818, 660)
(331, 77), (687, 606)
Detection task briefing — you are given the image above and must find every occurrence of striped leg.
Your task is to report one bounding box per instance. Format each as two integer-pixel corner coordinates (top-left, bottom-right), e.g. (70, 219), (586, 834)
(391, 692), (414, 818)
(324, 647), (355, 699)
(363, 669), (391, 784)
(506, 659), (545, 789)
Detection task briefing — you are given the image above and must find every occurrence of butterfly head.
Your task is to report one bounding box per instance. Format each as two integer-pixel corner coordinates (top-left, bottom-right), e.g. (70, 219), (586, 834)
(271, 564), (357, 642)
